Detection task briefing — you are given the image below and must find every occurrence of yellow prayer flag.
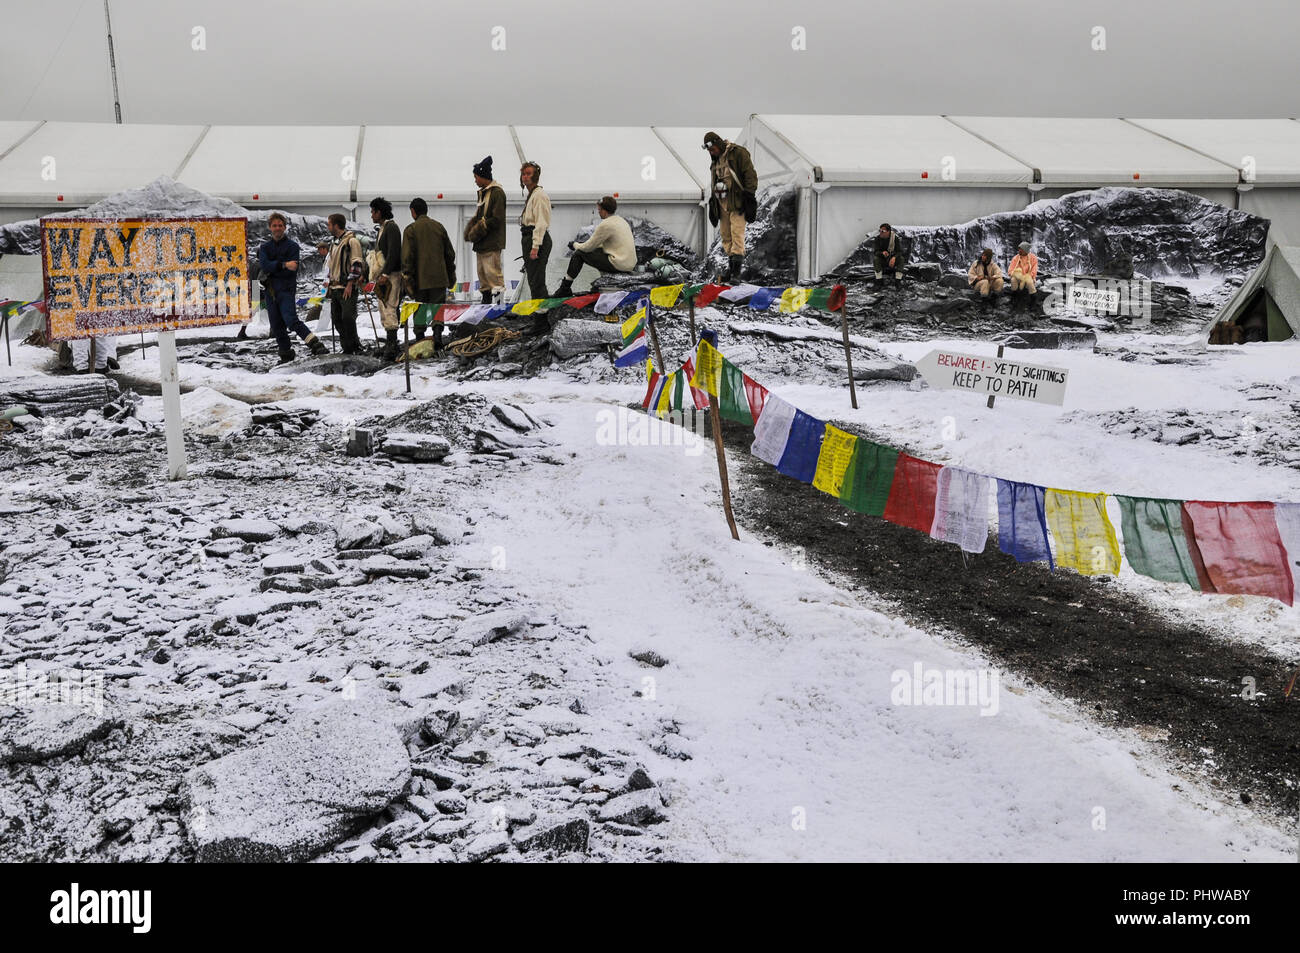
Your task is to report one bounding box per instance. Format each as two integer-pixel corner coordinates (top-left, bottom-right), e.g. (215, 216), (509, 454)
(511, 298), (543, 315)
(655, 373), (674, 417)
(689, 338), (723, 397)
(649, 284), (684, 308)
(399, 300), (419, 326)
(1044, 489), (1121, 576)
(646, 357), (654, 381)
(811, 425), (858, 497)
(621, 307), (647, 339)
(778, 287), (812, 314)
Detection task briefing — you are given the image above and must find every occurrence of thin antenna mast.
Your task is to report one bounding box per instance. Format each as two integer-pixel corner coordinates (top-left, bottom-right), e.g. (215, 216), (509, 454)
(103, 0), (122, 123)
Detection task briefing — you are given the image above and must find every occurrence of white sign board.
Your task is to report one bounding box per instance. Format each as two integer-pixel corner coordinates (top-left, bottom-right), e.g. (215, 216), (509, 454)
(914, 349), (1069, 406)
(1069, 282), (1121, 316)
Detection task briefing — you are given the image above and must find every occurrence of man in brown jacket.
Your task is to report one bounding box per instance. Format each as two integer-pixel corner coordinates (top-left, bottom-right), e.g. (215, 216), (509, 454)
(324, 213), (365, 355)
(705, 131), (758, 283)
(402, 197), (457, 352)
(466, 156), (507, 304)
(369, 196), (403, 361)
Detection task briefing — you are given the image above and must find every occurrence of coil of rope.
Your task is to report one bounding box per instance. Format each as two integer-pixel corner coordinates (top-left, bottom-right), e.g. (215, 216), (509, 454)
(0, 419), (13, 435)
(447, 326), (522, 358)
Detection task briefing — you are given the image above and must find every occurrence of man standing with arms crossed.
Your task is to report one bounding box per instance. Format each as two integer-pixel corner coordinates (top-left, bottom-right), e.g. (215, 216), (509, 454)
(519, 161), (551, 300)
(465, 156), (507, 304)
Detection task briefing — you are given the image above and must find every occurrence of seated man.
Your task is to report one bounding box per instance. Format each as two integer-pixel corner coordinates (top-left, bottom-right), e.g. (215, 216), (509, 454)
(872, 223), (904, 285)
(554, 196), (636, 297)
(1007, 241), (1038, 299)
(968, 248), (1004, 302)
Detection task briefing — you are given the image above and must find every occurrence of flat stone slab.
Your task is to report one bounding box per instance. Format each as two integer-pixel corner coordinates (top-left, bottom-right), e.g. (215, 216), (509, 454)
(379, 433), (452, 463)
(184, 702), (411, 863)
(1000, 330), (1098, 350)
(359, 555), (432, 579)
(0, 703), (120, 765)
(548, 319), (622, 359)
(213, 518), (281, 543)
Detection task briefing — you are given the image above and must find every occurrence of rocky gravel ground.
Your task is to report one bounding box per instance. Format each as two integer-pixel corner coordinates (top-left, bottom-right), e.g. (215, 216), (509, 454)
(0, 395), (682, 862)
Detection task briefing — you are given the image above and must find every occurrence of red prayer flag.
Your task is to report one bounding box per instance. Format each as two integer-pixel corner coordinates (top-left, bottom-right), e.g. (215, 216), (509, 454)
(682, 358), (709, 410)
(693, 284), (727, 308)
(882, 454), (942, 534)
(564, 294), (601, 309)
(1181, 501), (1294, 605)
(742, 373), (769, 424)
(641, 372), (662, 409)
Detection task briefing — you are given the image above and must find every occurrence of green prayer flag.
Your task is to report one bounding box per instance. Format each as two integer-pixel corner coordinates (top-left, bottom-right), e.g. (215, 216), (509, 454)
(1116, 496), (1201, 589)
(839, 440), (899, 516)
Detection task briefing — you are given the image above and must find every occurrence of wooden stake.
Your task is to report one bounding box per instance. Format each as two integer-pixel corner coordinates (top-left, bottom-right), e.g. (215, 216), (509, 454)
(708, 392), (740, 541)
(403, 316), (411, 394)
(645, 300), (666, 374)
(986, 344), (1005, 409)
(2, 309), (10, 367)
(838, 292), (858, 410)
(688, 295), (697, 344)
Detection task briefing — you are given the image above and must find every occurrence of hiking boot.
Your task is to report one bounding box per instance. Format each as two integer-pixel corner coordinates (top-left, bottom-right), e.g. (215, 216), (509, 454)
(555, 279), (574, 298)
(727, 255), (743, 282)
(380, 329), (400, 362)
(305, 334), (327, 356)
(277, 348), (295, 365)
(481, 290), (493, 305)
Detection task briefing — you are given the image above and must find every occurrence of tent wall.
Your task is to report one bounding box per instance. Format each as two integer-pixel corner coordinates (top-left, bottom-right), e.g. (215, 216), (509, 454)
(1239, 188), (1300, 245)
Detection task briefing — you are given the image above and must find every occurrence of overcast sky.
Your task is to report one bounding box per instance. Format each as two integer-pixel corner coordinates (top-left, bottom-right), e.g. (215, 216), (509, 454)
(4, 0), (1299, 126)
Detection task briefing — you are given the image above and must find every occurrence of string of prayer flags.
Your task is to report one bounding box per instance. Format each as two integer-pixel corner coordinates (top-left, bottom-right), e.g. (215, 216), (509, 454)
(1180, 501), (1294, 605)
(812, 425), (858, 498)
(839, 440), (900, 517)
(996, 480), (1054, 568)
(1115, 496), (1202, 589)
(1044, 489), (1121, 576)
(649, 284), (685, 308)
(751, 394), (799, 468)
(775, 411), (826, 484)
(931, 467), (991, 554)
(882, 454), (942, 534)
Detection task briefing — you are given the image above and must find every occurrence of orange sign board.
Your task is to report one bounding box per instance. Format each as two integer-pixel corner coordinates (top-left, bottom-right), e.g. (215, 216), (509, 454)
(41, 217), (250, 340)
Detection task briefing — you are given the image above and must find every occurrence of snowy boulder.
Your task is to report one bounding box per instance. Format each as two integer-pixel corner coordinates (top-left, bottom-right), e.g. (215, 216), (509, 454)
(512, 816), (590, 854)
(213, 518), (281, 543)
(359, 555), (432, 580)
(215, 593), (321, 626)
(411, 513), (463, 546)
(284, 354), (385, 377)
(548, 319), (622, 359)
(335, 517), (385, 551)
(261, 553), (306, 575)
(1000, 330), (1098, 350)
(463, 831), (511, 862)
(384, 535), (435, 560)
(183, 702), (411, 863)
(379, 433), (452, 463)
(596, 787), (667, 826)
(0, 703), (121, 765)
(462, 610), (530, 647)
(490, 403), (539, 433)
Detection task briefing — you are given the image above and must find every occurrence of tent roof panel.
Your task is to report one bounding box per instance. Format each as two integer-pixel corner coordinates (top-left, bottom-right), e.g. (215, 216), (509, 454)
(752, 114), (1033, 184)
(653, 127), (741, 190)
(0, 121), (204, 204)
(178, 125), (360, 204)
(950, 116), (1240, 186)
(512, 126), (702, 201)
(0, 121), (42, 157)
(1127, 119), (1300, 184)
(355, 126), (520, 202)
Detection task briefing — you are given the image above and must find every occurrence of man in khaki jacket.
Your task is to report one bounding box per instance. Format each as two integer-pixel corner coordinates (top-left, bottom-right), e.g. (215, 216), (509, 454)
(324, 213), (365, 354)
(554, 196), (636, 297)
(369, 196), (403, 361)
(705, 131), (758, 283)
(402, 197), (457, 352)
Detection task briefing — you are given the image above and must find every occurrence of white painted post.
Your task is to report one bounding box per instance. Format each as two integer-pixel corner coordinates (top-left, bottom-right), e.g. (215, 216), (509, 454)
(159, 330), (187, 480)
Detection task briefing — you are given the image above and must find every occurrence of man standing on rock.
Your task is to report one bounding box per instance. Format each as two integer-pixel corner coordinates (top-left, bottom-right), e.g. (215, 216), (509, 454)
(554, 196), (636, 297)
(873, 224), (904, 286)
(465, 157), (507, 304)
(519, 161), (552, 300)
(258, 211), (327, 364)
(1007, 241), (1039, 307)
(704, 131), (758, 283)
(402, 197), (457, 352)
(324, 214), (366, 355)
(370, 197), (404, 362)
(968, 248), (1005, 304)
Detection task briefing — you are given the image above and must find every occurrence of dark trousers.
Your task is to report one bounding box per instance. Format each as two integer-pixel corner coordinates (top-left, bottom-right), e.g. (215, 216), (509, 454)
(409, 287), (447, 343)
(565, 247), (616, 280)
(266, 286), (312, 351)
(327, 287), (360, 354)
(522, 227), (552, 299)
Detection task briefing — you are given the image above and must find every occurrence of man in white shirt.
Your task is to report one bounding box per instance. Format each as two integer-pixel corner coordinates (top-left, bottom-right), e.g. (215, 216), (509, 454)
(554, 196), (636, 297)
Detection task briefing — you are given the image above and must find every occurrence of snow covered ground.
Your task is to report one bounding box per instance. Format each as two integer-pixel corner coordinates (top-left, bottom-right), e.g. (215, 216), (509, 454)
(1, 311), (1297, 862)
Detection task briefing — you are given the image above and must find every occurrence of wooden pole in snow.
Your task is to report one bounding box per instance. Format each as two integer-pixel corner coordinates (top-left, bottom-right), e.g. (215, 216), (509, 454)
(836, 285), (858, 410)
(701, 328), (739, 541)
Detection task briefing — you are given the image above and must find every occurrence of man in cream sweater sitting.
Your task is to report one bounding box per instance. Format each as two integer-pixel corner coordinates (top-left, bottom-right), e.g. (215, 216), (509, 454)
(554, 195), (637, 297)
